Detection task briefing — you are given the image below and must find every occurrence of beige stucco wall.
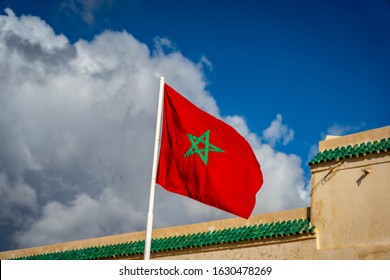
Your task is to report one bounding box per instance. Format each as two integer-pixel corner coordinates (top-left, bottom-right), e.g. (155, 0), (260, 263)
(310, 126), (390, 257)
(313, 243), (390, 260)
(311, 153), (390, 250)
(153, 237), (317, 260)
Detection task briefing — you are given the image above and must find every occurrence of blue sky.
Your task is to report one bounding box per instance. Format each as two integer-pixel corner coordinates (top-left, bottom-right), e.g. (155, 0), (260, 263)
(3, 0), (390, 161)
(0, 0), (389, 251)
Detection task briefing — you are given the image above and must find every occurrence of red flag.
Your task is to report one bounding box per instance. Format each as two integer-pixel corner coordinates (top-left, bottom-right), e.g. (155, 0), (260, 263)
(156, 83), (263, 219)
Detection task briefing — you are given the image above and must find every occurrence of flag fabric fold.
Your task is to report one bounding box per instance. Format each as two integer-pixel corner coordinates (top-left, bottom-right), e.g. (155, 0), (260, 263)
(156, 83), (263, 219)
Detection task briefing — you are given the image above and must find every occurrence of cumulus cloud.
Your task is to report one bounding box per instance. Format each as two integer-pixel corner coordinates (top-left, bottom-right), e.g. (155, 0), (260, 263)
(0, 9), (309, 250)
(262, 114), (294, 147)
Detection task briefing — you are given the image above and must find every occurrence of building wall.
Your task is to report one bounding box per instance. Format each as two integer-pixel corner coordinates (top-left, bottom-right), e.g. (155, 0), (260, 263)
(311, 154), (390, 250)
(154, 237), (317, 260)
(310, 126), (390, 254)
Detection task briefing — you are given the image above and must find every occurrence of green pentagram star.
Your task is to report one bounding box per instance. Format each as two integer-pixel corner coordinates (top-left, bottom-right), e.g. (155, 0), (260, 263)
(184, 130), (224, 165)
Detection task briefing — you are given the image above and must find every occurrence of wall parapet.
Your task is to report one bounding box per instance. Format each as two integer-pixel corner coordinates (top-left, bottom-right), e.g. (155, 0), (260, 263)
(4, 218), (315, 260)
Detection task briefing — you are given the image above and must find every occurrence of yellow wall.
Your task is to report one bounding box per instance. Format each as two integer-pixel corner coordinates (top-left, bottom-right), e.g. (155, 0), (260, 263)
(310, 126), (390, 257)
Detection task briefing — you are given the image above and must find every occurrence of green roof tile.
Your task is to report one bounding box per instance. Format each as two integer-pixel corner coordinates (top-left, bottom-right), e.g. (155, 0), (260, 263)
(9, 218), (315, 260)
(309, 137), (390, 166)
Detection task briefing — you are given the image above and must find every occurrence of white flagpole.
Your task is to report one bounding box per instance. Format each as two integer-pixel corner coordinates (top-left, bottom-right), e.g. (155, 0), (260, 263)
(144, 76), (165, 260)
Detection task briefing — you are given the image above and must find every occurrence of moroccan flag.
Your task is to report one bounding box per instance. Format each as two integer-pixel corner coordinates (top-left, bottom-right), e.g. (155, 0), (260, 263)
(156, 83), (263, 219)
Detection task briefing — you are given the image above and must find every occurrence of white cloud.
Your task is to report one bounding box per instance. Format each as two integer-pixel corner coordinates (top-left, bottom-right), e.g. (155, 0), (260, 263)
(2, 8), (69, 50)
(262, 114), (294, 147)
(0, 9), (309, 250)
(15, 189), (146, 247)
(326, 122), (366, 137)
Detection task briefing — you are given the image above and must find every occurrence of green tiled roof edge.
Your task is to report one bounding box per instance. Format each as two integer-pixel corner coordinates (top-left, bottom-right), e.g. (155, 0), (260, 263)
(309, 137), (390, 166)
(9, 218), (315, 260)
